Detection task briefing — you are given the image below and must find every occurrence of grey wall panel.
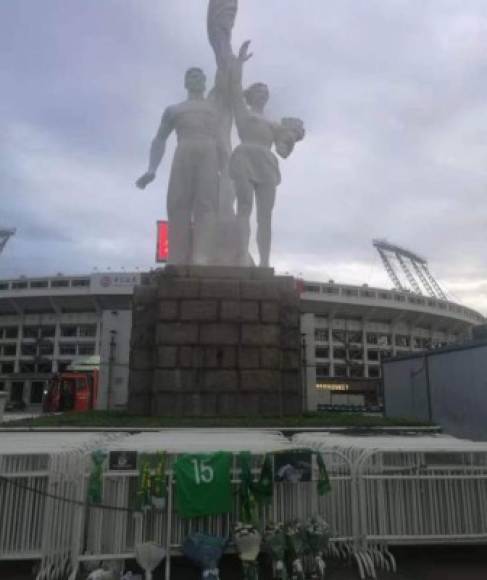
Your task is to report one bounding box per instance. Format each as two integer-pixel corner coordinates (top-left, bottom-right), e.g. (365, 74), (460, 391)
(429, 346), (487, 441)
(384, 357), (430, 422)
(384, 344), (487, 440)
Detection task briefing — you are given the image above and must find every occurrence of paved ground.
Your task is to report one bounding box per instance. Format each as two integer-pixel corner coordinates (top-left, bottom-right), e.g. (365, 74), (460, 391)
(325, 546), (487, 579)
(3, 547), (486, 579)
(388, 546), (487, 580)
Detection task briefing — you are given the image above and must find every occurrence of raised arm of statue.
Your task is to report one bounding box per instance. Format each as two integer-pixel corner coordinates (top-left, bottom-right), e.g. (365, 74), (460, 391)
(208, 65), (229, 109)
(208, 0), (238, 69)
(231, 42), (253, 132)
(207, 0), (239, 128)
(136, 106), (175, 190)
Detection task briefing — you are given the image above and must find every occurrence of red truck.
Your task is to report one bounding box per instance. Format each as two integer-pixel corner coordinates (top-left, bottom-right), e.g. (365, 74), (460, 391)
(42, 356), (100, 413)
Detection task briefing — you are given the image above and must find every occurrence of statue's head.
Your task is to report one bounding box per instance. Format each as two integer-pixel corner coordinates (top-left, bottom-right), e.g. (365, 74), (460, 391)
(244, 83), (270, 110)
(185, 67), (207, 95)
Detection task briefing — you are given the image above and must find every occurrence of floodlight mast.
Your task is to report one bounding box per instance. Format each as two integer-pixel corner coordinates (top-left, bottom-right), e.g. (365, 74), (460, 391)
(395, 252), (422, 295)
(0, 229), (16, 256)
(375, 246), (405, 291)
(421, 263), (448, 301)
(372, 239), (447, 300)
(410, 260), (437, 298)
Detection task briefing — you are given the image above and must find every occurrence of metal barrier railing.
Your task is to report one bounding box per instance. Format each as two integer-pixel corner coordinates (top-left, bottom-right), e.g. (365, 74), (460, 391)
(293, 434), (487, 579)
(0, 454), (49, 559)
(0, 433), (127, 579)
(356, 449), (487, 545)
(2, 435), (487, 580)
(0, 450), (355, 579)
(77, 450), (353, 579)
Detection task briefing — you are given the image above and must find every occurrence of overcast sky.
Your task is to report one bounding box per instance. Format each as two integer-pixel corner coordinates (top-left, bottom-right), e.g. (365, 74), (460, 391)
(1, 0), (487, 314)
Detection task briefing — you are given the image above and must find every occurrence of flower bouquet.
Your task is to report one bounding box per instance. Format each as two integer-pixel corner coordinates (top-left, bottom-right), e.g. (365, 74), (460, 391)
(285, 521), (307, 580)
(234, 522), (262, 580)
(182, 533), (228, 580)
(86, 570), (116, 580)
(305, 517), (331, 580)
(263, 523), (288, 580)
(135, 542), (166, 580)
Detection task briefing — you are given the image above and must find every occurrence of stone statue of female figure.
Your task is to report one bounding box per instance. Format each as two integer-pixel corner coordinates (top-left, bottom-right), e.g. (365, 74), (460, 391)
(230, 42), (305, 267)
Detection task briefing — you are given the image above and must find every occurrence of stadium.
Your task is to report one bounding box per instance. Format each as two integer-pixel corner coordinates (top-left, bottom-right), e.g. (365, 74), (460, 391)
(300, 278), (482, 410)
(0, 242), (483, 413)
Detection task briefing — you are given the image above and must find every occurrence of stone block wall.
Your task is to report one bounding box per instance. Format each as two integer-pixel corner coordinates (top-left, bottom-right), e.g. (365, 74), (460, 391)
(128, 266), (303, 417)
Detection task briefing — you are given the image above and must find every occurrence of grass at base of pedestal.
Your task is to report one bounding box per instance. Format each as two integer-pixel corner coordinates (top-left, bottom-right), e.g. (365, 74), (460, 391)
(3, 411), (431, 429)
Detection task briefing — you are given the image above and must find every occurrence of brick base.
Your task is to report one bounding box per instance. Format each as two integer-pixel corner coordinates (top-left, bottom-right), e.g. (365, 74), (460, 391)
(127, 266), (303, 417)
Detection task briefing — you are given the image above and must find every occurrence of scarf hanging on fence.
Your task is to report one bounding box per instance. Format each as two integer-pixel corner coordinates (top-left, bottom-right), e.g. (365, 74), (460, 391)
(253, 453), (274, 505)
(238, 452), (274, 524)
(137, 452), (167, 511)
(238, 452), (257, 524)
(316, 453), (331, 496)
(87, 450), (107, 504)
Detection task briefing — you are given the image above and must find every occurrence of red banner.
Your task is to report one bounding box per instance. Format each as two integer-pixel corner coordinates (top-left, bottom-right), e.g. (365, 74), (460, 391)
(156, 221), (169, 263)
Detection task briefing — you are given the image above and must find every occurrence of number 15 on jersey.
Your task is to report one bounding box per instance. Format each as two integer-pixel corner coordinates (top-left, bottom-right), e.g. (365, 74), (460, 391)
(174, 452), (233, 518)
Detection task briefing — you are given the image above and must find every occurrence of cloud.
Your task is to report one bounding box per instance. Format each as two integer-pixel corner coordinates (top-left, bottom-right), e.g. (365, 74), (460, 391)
(1, 0), (486, 316)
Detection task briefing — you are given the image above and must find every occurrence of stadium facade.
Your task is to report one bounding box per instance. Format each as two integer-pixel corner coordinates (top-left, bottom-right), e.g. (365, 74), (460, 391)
(300, 280), (483, 410)
(0, 272), (483, 412)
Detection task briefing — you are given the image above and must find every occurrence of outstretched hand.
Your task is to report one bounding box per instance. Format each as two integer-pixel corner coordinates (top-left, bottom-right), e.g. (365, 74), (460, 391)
(136, 172), (156, 190)
(238, 40), (253, 64)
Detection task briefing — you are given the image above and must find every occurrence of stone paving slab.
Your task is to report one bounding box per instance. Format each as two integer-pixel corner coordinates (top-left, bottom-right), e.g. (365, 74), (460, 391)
(1, 412), (41, 424)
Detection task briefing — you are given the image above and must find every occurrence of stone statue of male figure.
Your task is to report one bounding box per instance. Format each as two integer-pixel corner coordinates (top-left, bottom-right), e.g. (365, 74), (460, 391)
(136, 68), (225, 265)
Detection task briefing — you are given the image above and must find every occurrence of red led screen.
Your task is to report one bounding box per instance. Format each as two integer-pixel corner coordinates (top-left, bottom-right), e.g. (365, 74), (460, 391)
(156, 221), (169, 263)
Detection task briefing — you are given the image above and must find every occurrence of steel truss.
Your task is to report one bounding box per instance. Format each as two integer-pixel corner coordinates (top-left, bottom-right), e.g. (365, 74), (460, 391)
(0, 228), (15, 256)
(373, 239), (447, 300)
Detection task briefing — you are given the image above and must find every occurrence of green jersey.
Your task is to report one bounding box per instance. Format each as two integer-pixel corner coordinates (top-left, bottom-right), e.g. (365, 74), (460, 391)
(174, 452), (233, 518)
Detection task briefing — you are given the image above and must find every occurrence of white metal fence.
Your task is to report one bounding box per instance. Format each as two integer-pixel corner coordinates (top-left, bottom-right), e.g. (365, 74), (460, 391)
(294, 434), (487, 578)
(79, 449), (351, 580)
(0, 433), (126, 578)
(0, 453), (48, 560)
(2, 432), (487, 579)
(356, 449), (487, 544)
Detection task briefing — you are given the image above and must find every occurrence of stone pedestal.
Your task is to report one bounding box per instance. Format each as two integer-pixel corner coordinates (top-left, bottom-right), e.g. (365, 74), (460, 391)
(128, 266), (303, 417)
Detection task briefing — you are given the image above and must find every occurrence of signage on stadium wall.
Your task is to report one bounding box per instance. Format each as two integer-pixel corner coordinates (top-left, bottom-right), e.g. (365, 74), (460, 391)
(156, 221), (169, 263)
(99, 274), (139, 288)
(315, 383), (350, 392)
(91, 273), (141, 293)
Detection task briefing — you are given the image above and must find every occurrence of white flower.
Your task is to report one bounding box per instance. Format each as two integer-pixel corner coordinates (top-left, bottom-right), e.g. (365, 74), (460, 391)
(87, 570), (116, 580)
(234, 522), (262, 562)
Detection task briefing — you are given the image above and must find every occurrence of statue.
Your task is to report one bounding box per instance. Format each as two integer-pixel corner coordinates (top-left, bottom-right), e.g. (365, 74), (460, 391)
(136, 1), (304, 268)
(230, 42), (305, 267)
(136, 1), (240, 265)
(137, 68), (223, 265)
(136, 68), (224, 265)
(207, 0), (238, 70)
